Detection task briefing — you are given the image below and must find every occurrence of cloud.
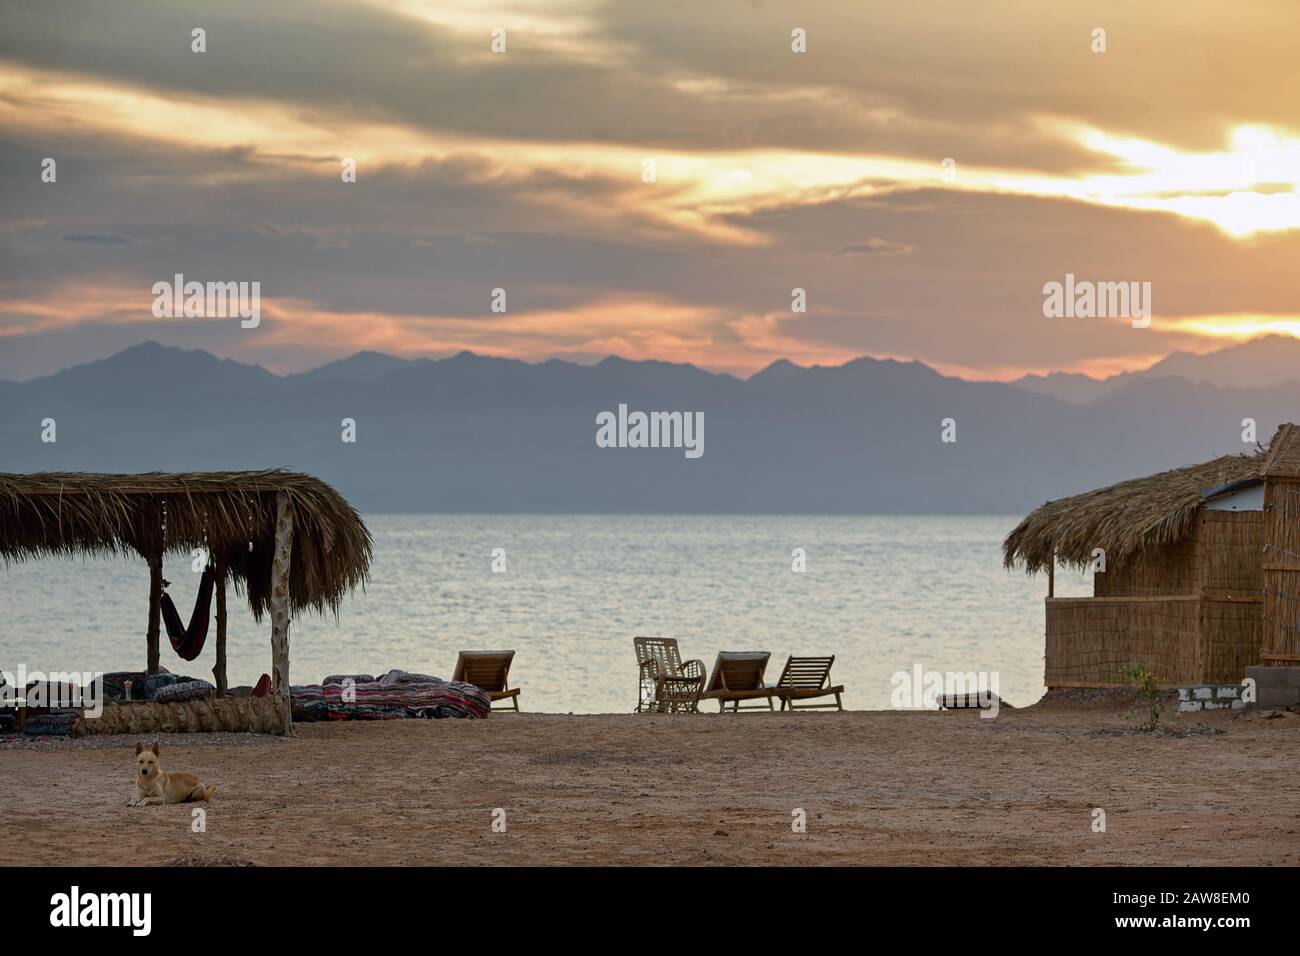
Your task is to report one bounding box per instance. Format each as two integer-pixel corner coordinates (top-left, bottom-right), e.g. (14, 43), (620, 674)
(3, 0), (1300, 384)
(9, 0), (1300, 173)
(61, 233), (132, 244)
(834, 238), (913, 257)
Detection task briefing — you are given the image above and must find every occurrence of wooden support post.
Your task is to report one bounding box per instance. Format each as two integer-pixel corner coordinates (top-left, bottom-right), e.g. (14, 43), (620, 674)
(1048, 550), (1056, 598)
(147, 554), (162, 675)
(213, 555), (228, 696)
(270, 492), (295, 735)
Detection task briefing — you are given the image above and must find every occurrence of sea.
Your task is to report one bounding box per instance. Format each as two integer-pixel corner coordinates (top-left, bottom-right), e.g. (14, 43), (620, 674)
(1, 514), (1091, 713)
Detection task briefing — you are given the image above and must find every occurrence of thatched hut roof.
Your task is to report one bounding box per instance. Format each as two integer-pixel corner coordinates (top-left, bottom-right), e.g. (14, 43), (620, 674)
(0, 469), (371, 619)
(1002, 451), (1262, 575)
(1261, 422), (1300, 479)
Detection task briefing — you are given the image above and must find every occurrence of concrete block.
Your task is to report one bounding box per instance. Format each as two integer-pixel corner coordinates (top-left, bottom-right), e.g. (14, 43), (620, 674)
(1246, 666), (1287, 689)
(1179, 701), (1202, 713)
(1216, 685), (1240, 699)
(1231, 700), (1246, 710)
(1178, 687), (1191, 701)
(1194, 686), (1213, 700)
(1203, 701), (1227, 710)
(1258, 687), (1300, 710)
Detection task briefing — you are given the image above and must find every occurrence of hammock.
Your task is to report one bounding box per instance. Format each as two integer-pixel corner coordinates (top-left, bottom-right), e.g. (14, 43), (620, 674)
(160, 566), (215, 661)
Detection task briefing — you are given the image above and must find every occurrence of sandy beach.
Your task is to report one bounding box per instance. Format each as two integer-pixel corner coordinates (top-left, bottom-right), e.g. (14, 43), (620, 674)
(3, 699), (1298, 867)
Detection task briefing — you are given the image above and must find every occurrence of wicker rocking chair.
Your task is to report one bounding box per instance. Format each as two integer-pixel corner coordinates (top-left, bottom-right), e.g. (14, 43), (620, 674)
(634, 637), (706, 713)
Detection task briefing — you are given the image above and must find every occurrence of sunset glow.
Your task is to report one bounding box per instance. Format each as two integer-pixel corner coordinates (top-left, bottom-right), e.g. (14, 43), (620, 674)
(3, 1), (1300, 380)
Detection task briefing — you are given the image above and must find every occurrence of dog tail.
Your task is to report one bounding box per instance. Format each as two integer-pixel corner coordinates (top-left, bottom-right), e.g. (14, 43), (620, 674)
(192, 784), (216, 802)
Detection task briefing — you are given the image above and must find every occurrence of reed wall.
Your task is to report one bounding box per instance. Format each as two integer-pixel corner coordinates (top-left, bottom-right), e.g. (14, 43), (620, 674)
(1045, 596), (1201, 687)
(1199, 510), (1265, 595)
(1059, 510), (1265, 686)
(1093, 533), (1200, 597)
(1262, 479), (1300, 663)
(1197, 510), (1265, 680)
(1199, 598), (1263, 682)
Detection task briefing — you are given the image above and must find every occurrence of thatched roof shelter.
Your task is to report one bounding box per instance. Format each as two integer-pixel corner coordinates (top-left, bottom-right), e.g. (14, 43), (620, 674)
(0, 469), (371, 733)
(1002, 451), (1262, 574)
(0, 469), (371, 617)
(1260, 422), (1300, 479)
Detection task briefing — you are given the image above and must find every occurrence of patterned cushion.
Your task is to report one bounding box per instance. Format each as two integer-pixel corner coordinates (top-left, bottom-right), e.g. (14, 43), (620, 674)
(152, 679), (215, 704)
(144, 673), (180, 699)
(377, 669), (443, 687)
(323, 674), (375, 686)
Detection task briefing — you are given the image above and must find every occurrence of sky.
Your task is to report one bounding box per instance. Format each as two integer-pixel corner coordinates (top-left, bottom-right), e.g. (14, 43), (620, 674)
(2, 0), (1300, 381)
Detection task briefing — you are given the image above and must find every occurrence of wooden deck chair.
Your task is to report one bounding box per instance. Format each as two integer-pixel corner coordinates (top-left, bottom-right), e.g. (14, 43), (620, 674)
(702, 651), (774, 712)
(634, 637), (706, 713)
(772, 655), (844, 711)
(453, 650), (520, 711)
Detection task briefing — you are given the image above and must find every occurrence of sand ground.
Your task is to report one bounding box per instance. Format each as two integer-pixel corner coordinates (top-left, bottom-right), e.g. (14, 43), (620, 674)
(2, 701), (1298, 866)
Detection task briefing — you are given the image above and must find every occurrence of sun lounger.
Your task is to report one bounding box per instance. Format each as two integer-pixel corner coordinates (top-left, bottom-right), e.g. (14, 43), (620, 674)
(772, 655), (844, 711)
(453, 650), (520, 711)
(634, 637), (706, 713)
(702, 651), (775, 712)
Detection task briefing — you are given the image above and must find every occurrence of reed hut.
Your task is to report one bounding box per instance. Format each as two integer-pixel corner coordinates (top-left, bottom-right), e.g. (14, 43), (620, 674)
(0, 470), (371, 733)
(1003, 424), (1300, 688)
(1258, 424), (1300, 666)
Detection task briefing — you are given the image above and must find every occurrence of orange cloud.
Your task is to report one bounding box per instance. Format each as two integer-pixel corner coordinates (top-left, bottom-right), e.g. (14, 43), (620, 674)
(11, 55), (1300, 250)
(8, 278), (1300, 380)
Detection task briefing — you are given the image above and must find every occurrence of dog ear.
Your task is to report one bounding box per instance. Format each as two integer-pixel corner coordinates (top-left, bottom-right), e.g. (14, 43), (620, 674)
(135, 741), (144, 755)
(151, 741), (160, 756)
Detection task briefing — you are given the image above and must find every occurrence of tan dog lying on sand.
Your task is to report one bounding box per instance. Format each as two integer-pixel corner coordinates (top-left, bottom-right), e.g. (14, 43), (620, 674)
(129, 741), (216, 806)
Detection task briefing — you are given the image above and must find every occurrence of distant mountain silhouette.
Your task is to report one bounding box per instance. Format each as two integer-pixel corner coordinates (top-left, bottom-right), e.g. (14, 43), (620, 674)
(1143, 336), (1300, 388)
(1, 342), (1294, 513)
(1009, 370), (1119, 405)
(288, 350), (416, 383)
(1012, 336), (1300, 404)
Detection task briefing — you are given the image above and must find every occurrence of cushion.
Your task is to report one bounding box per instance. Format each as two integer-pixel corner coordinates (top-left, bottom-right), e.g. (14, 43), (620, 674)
(152, 679), (215, 704)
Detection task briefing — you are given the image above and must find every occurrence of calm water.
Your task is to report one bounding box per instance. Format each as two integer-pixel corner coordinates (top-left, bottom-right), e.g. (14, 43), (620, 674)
(1, 515), (1090, 712)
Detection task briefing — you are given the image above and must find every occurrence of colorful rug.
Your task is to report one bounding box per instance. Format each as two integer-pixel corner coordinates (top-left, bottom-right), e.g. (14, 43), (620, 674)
(291, 670), (491, 721)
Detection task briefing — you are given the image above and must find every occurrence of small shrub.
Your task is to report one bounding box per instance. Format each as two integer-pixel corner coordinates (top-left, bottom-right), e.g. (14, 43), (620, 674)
(1120, 664), (1162, 732)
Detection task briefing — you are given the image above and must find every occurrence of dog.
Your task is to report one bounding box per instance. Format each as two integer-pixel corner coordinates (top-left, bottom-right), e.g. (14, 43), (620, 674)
(129, 741), (216, 806)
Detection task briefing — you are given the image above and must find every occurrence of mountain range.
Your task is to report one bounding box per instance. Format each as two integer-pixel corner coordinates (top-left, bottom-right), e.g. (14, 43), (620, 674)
(1, 339), (1296, 513)
(1010, 335), (1300, 403)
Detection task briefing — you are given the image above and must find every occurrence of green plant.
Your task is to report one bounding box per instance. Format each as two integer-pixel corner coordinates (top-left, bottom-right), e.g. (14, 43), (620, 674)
(1121, 664), (1162, 731)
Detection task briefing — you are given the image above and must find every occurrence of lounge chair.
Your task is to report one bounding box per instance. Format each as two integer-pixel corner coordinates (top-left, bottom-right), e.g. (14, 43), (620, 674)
(634, 637), (706, 713)
(772, 655), (844, 711)
(453, 650), (520, 712)
(702, 651), (775, 712)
